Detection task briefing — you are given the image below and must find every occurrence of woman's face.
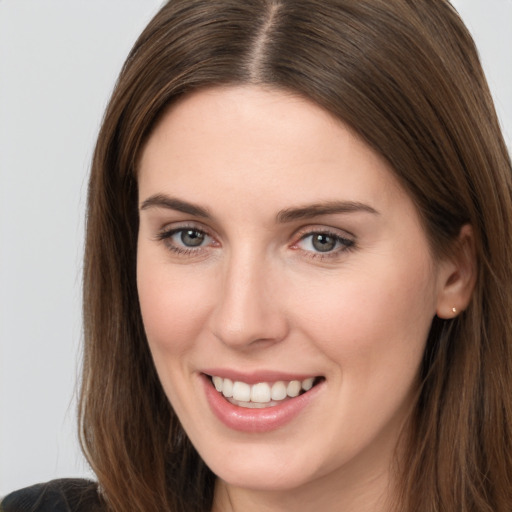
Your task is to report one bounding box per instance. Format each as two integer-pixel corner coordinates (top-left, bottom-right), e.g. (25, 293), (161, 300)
(137, 86), (447, 495)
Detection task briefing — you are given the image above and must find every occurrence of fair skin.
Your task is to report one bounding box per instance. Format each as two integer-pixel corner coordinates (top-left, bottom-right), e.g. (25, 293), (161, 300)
(136, 86), (474, 512)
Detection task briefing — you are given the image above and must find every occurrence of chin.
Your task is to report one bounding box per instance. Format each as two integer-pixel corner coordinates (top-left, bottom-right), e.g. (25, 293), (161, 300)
(197, 437), (336, 493)
(212, 461), (316, 492)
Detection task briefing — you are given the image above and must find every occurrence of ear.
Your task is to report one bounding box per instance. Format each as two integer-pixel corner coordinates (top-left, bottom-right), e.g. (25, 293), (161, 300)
(435, 224), (477, 319)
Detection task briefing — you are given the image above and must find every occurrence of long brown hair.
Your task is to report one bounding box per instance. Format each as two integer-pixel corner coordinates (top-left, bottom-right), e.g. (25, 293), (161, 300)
(80, 1), (512, 510)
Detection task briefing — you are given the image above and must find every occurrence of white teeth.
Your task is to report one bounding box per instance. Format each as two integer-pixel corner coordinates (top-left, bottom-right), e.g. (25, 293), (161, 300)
(301, 377), (315, 391)
(287, 380), (302, 397)
(251, 382), (271, 403)
(271, 381), (287, 401)
(211, 376), (319, 404)
(212, 376), (223, 392)
(232, 381), (251, 402)
(222, 378), (233, 398)
(231, 399), (280, 409)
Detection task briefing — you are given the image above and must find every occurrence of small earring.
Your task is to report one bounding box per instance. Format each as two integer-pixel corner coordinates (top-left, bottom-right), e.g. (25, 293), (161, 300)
(452, 307), (457, 314)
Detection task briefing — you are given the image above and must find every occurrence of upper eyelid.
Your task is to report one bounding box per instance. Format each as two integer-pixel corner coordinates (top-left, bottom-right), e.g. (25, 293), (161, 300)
(158, 226), (209, 237)
(293, 224), (356, 241)
(156, 222), (213, 238)
(152, 216), (355, 234)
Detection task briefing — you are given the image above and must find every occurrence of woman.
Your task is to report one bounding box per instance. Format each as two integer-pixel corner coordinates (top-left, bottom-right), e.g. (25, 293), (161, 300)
(3, 0), (511, 511)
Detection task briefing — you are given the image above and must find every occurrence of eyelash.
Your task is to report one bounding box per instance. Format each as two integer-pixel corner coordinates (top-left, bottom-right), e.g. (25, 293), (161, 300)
(293, 230), (355, 260)
(155, 225), (356, 260)
(156, 225), (214, 256)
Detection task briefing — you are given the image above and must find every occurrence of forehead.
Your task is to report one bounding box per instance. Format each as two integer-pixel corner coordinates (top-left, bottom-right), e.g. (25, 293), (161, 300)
(138, 85), (413, 222)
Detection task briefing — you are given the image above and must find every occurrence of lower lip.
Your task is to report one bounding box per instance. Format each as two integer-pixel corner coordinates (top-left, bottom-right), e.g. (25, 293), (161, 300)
(201, 374), (324, 433)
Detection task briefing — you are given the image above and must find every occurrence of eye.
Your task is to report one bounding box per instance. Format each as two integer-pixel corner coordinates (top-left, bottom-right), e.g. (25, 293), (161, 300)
(157, 226), (214, 254)
(175, 229), (208, 247)
(295, 231), (354, 256)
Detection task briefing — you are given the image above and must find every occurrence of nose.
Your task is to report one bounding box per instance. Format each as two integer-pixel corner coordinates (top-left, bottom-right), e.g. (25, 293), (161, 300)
(209, 249), (289, 349)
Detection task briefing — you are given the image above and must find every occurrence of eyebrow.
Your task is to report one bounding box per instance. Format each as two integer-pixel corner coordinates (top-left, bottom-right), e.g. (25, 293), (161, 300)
(276, 201), (379, 223)
(139, 194), (378, 222)
(140, 194), (211, 218)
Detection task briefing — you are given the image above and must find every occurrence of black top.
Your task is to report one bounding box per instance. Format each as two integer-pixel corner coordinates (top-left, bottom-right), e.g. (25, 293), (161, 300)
(1, 479), (104, 512)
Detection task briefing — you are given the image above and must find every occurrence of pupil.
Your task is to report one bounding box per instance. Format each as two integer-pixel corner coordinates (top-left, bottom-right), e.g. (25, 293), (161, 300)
(181, 230), (204, 247)
(312, 234), (336, 252)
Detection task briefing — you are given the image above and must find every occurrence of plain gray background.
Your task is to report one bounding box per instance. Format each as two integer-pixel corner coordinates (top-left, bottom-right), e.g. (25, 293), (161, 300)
(0, 0), (511, 496)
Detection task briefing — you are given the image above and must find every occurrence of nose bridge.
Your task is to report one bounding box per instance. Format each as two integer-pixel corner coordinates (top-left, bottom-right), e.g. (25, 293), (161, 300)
(210, 243), (287, 348)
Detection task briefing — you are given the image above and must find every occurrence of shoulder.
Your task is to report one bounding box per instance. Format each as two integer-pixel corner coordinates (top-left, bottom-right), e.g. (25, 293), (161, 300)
(1, 479), (104, 512)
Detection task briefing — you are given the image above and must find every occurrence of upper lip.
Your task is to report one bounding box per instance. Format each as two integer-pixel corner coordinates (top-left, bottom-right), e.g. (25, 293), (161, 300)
(202, 368), (321, 384)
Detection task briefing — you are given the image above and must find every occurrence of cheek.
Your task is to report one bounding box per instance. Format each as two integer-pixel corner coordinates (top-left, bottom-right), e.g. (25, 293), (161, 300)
(136, 253), (213, 355)
(289, 255), (437, 390)
(285, 261), (436, 456)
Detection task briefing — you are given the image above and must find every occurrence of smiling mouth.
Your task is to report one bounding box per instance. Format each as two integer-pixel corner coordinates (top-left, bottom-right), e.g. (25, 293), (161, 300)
(207, 375), (325, 409)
